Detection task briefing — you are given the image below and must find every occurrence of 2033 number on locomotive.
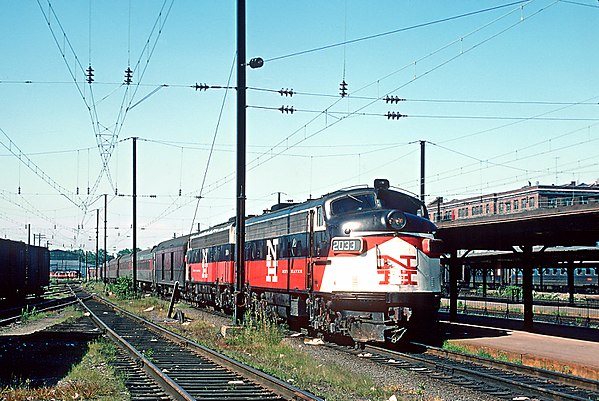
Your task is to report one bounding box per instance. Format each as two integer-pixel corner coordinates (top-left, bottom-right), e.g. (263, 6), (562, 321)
(331, 237), (363, 254)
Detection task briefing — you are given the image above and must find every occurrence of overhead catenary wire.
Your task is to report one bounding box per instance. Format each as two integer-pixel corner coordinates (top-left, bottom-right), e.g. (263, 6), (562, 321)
(189, 53), (236, 234)
(10, 0), (594, 250)
(263, 0), (531, 63)
(247, 104), (598, 121)
(0, 127), (83, 210)
(195, 0), (552, 199)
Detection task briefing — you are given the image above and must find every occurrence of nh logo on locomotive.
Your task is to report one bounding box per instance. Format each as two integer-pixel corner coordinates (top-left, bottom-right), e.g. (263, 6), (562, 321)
(377, 254), (418, 286)
(266, 238), (279, 283)
(201, 248), (209, 279)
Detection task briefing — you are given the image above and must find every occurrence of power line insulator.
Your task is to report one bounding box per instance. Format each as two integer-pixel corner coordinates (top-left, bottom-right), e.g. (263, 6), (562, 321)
(248, 57), (264, 69)
(124, 67), (133, 85)
(193, 83), (209, 91)
(385, 112), (407, 120)
(384, 95), (405, 104)
(86, 66), (94, 84)
(279, 88), (294, 97)
(278, 105), (295, 114)
(339, 80), (348, 97)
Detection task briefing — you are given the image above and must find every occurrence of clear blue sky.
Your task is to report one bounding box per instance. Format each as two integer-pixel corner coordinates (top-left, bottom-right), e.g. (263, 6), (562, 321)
(1, 0), (598, 253)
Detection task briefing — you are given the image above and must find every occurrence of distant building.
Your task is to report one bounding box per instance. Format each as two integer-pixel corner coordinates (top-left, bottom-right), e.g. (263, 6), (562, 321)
(428, 181), (599, 223)
(50, 249), (95, 279)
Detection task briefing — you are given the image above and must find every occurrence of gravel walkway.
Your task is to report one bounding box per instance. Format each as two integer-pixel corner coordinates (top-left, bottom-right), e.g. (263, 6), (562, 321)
(178, 305), (504, 401)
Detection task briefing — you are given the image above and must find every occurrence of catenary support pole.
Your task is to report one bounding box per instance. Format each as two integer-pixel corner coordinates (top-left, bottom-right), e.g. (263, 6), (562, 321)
(234, 0), (247, 325)
(96, 209), (99, 281)
(132, 137), (137, 292)
(420, 140), (425, 203)
(104, 194), (107, 284)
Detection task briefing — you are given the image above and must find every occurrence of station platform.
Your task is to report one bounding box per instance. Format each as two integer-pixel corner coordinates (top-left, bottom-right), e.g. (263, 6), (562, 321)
(439, 313), (599, 380)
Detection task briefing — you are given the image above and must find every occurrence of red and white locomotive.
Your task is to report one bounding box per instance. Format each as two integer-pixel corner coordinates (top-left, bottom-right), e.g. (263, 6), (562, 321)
(183, 179), (443, 343)
(105, 179), (442, 343)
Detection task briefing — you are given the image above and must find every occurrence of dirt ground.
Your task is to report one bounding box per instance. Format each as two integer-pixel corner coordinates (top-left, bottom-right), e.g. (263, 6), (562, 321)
(0, 311), (99, 387)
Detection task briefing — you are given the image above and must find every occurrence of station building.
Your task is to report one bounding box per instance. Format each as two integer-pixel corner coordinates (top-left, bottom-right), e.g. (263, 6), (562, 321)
(428, 181), (599, 223)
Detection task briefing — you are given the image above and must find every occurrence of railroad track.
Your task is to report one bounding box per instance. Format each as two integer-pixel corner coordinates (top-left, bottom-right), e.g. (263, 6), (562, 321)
(0, 284), (78, 326)
(74, 289), (322, 401)
(331, 341), (599, 401)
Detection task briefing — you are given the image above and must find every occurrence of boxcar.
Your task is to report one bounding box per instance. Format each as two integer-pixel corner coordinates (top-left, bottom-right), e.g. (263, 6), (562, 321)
(26, 245), (50, 296)
(0, 239), (26, 300)
(0, 239), (49, 300)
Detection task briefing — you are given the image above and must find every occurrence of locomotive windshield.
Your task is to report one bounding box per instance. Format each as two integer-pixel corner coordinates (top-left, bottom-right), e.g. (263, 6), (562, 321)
(330, 193), (377, 215)
(329, 189), (428, 218)
(378, 188), (428, 218)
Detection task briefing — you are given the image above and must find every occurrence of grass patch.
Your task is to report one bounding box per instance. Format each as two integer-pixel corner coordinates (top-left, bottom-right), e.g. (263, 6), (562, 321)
(19, 305), (40, 324)
(443, 340), (523, 365)
(0, 339), (129, 401)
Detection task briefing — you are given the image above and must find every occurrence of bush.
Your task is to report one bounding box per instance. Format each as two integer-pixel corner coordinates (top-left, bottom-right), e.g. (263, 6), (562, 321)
(107, 276), (138, 300)
(498, 285), (522, 299)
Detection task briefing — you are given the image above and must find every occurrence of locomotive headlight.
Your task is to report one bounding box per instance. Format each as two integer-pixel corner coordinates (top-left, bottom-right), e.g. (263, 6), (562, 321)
(387, 211), (407, 230)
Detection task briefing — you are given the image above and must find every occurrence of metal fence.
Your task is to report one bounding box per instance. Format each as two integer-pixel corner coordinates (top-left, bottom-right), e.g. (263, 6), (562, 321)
(439, 296), (599, 328)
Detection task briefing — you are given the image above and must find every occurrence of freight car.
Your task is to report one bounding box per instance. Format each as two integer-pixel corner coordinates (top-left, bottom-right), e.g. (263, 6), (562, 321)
(0, 238), (50, 301)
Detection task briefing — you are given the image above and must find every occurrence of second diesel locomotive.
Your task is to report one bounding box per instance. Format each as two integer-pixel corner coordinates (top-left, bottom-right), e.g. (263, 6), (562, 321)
(184, 179), (443, 343)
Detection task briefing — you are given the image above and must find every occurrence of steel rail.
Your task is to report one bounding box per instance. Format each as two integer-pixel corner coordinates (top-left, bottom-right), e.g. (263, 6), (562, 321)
(89, 294), (322, 401)
(361, 343), (599, 401)
(415, 342), (599, 393)
(76, 297), (196, 401)
(0, 297), (78, 326)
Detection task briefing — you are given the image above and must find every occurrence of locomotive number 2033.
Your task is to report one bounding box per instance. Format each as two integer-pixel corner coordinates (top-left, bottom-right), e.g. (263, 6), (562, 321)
(331, 238), (364, 254)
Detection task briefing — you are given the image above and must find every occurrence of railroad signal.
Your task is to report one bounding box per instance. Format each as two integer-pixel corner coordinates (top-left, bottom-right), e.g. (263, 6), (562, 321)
(384, 95), (405, 104)
(193, 83), (209, 91)
(279, 88), (294, 97)
(86, 66), (94, 84)
(385, 112), (407, 120)
(339, 80), (348, 97)
(278, 105), (295, 114)
(124, 67), (133, 85)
